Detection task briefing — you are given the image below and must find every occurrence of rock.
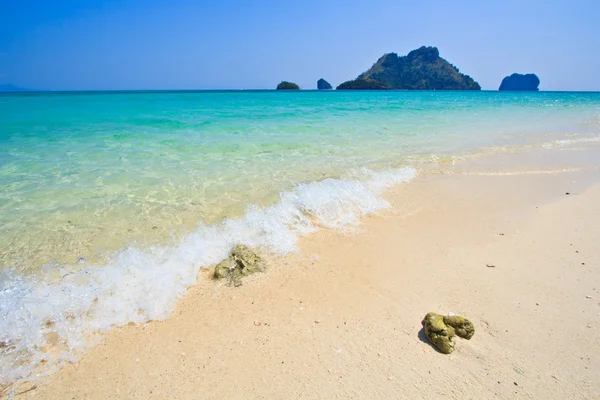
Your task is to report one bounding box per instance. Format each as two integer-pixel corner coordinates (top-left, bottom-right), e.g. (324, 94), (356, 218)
(422, 313), (456, 354)
(499, 73), (540, 91)
(213, 244), (265, 286)
(276, 81), (300, 90)
(317, 78), (332, 90)
(443, 315), (475, 339)
(337, 46), (480, 90)
(213, 258), (234, 279)
(421, 312), (474, 354)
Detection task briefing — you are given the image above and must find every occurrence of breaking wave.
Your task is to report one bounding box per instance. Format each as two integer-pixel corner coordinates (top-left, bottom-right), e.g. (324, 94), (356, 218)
(0, 166), (416, 385)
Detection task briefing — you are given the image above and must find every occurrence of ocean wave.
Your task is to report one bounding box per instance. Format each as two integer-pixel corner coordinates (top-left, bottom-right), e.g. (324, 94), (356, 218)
(0, 166), (416, 385)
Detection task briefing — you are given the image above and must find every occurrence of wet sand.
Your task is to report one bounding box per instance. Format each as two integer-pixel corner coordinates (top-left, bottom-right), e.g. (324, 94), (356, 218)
(15, 145), (600, 399)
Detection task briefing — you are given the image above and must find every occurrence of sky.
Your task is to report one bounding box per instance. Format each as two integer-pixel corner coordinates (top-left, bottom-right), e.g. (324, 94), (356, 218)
(0, 0), (598, 91)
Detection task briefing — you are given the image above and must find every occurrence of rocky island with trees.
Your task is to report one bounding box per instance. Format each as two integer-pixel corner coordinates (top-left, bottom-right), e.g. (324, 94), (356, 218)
(276, 81), (300, 90)
(499, 73), (540, 91)
(337, 46), (480, 90)
(275, 47), (541, 92)
(317, 79), (332, 90)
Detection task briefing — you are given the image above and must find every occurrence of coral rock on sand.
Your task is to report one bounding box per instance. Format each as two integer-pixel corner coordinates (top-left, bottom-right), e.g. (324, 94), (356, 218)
(421, 313), (455, 354)
(213, 244), (265, 286)
(444, 315), (475, 339)
(421, 312), (475, 354)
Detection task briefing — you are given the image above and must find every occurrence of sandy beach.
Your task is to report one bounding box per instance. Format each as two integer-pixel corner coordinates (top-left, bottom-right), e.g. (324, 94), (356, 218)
(10, 144), (600, 399)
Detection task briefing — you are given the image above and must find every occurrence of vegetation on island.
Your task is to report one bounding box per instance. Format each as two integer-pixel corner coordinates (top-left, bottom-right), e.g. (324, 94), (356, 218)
(336, 46), (480, 90)
(337, 78), (392, 90)
(276, 81), (300, 90)
(499, 73), (540, 91)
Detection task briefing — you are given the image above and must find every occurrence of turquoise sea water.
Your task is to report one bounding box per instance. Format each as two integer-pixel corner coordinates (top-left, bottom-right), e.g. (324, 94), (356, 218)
(1, 90), (600, 384)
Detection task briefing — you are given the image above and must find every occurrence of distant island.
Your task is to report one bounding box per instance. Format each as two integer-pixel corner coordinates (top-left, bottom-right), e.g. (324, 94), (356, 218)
(276, 81), (300, 90)
(336, 46), (480, 90)
(499, 73), (540, 91)
(0, 83), (34, 92)
(317, 79), (332, 90)
(337, 79), (392, 90)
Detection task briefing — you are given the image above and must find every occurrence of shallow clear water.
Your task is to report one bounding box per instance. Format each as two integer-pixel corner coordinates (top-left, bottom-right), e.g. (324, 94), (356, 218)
(0, 90), (599, 384)
(2, 90), (599, 272)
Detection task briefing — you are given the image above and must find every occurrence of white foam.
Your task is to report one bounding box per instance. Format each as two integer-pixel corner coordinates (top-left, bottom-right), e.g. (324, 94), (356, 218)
(553, 135), (600, 146)
(0, 166), (416, 385)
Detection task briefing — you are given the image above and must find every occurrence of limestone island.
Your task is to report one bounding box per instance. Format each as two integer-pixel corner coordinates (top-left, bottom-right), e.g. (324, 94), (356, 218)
(317, 78), (332, 90)
(499, 73), (540, 91)
(276, 81), (300, 90)
(337, 46), (480, 90)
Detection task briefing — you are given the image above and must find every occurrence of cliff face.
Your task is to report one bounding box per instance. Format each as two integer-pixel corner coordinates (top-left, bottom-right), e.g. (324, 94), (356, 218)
(499, 73), (540, 91)
(337, 46), (480, 90)
(317, 79), (332, 90)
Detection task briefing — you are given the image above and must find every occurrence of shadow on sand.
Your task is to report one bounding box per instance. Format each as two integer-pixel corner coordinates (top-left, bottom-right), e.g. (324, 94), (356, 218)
(417, 327), (443, 354)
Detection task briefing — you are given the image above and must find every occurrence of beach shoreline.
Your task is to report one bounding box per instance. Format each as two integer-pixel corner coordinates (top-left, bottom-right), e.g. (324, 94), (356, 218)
(9, 143), (600, 399)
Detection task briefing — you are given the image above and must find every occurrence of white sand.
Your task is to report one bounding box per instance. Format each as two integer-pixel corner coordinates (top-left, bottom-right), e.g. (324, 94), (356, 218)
(13, 147), (600, 399)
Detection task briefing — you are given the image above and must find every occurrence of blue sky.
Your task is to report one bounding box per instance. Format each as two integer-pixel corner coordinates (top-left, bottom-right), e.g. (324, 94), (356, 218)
(0, 0), (598, 90)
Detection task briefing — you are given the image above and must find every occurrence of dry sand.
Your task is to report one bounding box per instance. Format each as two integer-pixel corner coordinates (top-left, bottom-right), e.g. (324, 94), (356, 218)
(14, 146), (600, 399)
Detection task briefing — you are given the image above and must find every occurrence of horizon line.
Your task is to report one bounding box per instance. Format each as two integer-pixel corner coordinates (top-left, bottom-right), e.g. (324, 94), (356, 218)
(2, 89), (600, 93)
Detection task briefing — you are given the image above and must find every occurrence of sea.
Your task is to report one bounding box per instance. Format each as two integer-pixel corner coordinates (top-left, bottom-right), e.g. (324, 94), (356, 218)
(1, 90), (599, 384)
